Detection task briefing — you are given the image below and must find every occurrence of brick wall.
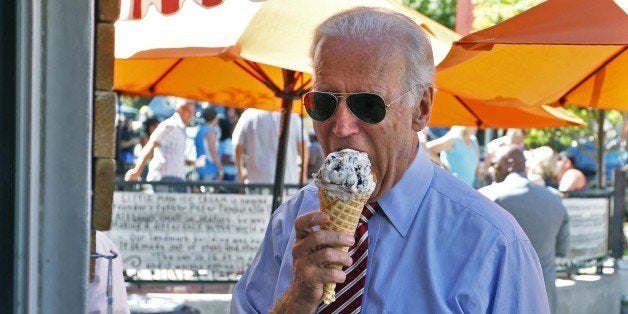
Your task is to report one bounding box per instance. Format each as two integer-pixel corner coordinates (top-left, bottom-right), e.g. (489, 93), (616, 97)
(91, 0), (119, 280)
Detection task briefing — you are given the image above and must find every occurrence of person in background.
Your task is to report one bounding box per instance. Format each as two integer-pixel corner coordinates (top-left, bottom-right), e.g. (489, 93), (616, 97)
(483, 128), (526, 185)
(137, 117), (160, 181)
(527, 146), (587, 192)
(426, 125), (480, 187)
(139, 117), (160, 148)
(556, 152), (587, 192)
(307, 131), (324, 179)
(479, 145), (569, 313)
(115, 116), (140, 176)
(87, 231), (129, 314)
(231, 7), (548, 313)
(232, 108), (309, 185)
(125, 98), (196, 193)
(527, 146), (559, 188)
(487, 128), (525, 153)
(218, 108), (241, 182)
(194, 107), (224, 181)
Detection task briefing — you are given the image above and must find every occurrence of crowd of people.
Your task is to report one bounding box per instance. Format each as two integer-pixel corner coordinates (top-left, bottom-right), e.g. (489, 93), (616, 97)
(103, 6), (626, 314)
(116, 98), (314, 193)
(116, 100), (593, 196)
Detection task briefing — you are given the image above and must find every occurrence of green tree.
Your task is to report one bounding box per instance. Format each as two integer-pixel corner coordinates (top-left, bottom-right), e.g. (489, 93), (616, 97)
(472, 0), (544, 31)
(403, 0), (457, 30)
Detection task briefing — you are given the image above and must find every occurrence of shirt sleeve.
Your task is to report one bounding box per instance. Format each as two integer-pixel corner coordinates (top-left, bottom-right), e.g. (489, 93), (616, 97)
(484, 239), (550, 314)
(151, 123), (172, 146)
(231, 111), (249, 149)
(555, 207), (570, 257)
(230, 211), (284, 313)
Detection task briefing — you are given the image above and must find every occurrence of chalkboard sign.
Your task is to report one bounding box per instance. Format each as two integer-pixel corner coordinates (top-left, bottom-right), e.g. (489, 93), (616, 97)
(562, 198), (609, 261)
(108, 192), (272, 277)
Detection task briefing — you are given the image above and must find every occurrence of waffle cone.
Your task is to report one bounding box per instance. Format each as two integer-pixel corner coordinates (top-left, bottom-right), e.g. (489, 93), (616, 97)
(318, 189), (370, 304)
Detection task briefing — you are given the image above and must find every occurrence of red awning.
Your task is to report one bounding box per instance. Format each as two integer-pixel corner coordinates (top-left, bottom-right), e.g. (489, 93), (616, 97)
(120, 0), (264, 20)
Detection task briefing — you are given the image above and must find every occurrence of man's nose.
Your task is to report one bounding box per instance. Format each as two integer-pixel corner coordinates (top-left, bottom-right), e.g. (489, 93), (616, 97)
(331, 100), (360, 137)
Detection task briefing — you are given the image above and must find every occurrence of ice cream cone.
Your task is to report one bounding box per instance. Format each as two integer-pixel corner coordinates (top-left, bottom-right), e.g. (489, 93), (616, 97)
(317, 182), (372, 304)
(313, 149), (377, 305)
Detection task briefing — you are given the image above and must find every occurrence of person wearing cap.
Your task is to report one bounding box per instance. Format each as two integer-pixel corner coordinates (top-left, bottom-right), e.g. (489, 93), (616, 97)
(556, 152), (587, 192)
(125, 98), (196, 192)
(194, 107), (224, 181)
(527, 146), (587, 192)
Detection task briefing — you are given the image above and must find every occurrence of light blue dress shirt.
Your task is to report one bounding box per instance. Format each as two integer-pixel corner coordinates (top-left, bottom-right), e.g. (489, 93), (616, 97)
(231, 146), (549, 313)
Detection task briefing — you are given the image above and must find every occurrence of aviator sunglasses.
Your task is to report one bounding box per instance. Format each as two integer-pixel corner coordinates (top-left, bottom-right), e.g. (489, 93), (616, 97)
(302, 89), (412, 124)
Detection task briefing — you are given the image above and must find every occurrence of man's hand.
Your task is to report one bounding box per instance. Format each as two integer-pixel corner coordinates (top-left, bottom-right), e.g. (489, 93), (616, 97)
(124, 168), (140, 181)
(270, 211), (355, 313)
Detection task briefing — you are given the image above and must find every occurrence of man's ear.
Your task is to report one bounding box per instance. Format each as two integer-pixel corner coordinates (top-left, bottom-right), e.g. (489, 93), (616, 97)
(412, 86), (433, 132)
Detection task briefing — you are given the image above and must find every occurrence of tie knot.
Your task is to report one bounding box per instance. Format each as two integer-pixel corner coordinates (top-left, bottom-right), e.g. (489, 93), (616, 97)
(361, 202), (380, 222)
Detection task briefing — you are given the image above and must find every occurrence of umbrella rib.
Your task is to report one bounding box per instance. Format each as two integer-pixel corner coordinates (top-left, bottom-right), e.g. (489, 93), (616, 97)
(283, 69), (305, 99)
(294, 78), (311, 94)
(559, 46), (626, 105)
(148, 58), (183, 93)
(236, 60), (283, 96)
(453, 94), (482, 127)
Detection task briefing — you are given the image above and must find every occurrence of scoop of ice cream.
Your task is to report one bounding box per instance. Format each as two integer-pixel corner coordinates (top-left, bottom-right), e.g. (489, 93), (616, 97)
(314, 149), (376, 202)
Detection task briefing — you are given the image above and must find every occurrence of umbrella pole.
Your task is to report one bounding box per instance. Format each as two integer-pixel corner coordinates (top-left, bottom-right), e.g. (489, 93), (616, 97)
(271, 97), (293, 212)
(271, 71), (298, 212)
(596, 109), (606, 188)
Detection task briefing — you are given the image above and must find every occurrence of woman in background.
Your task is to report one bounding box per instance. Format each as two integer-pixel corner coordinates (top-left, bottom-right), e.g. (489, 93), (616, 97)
(427, 126), (480, 187)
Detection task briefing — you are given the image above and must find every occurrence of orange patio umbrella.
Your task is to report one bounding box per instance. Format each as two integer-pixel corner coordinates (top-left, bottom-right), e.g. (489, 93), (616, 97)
(114, 0), (582, 127)
(436, 0), (627, 186)
(429, 89), (584, 128)
(114, 0), (586, 206)
(436, 0), (628, 111)
(114, 0), (461, 210)
(114, 0), (458, 113)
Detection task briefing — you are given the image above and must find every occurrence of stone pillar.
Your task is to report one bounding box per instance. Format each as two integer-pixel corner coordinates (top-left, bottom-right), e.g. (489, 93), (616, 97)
(92, 0), (119, 280)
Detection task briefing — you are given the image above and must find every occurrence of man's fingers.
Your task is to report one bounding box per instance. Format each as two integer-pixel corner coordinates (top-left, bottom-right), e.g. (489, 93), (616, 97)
(294, 230), (354, 254)
(294, 211), (330, 239)
(313, 247), (353, 269)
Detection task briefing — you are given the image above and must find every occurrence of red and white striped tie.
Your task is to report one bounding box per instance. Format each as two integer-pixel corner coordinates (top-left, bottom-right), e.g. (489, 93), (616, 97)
(317, 202), (380, 314)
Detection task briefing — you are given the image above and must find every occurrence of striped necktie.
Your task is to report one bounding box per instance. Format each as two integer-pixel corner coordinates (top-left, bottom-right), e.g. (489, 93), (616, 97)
(317, 202), (380, 314)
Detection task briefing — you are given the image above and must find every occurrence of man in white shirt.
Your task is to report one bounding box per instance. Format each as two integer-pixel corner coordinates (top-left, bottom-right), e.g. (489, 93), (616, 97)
(125, 98), (195, 192)
(232, 108), (309, 185)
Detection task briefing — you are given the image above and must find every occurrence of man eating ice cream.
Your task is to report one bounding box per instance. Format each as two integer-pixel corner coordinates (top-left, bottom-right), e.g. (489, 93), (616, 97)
(231, 7), (549, 314)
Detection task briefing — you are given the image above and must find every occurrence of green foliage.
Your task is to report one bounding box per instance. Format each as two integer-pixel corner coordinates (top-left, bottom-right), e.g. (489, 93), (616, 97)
(403, 0), (457, 30)
(472, 0), (544, 30)
(404, 0), (544, 32)
(119, 94), (152, 110)
(523, 107), (624, 152)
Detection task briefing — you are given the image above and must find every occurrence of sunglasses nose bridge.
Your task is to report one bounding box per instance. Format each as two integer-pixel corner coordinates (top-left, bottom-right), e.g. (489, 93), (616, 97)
(333, 94), (362, 123)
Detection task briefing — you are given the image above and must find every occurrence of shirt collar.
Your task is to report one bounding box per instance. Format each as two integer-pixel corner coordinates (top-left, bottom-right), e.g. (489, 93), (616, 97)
(503, 171), (528, 183)
(172, 113), (187, 129)
(378, 144), (434, 237)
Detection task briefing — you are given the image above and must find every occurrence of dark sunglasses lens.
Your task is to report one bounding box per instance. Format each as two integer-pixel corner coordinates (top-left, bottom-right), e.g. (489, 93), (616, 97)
(347, 93), (386, 124)
(303, 92), (337, 122)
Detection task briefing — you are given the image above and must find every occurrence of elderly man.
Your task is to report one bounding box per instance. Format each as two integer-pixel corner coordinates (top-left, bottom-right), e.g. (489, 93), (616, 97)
(125, 98), (196, 192)
(480, 145), (570, 313)
(231, 7), (549, 313)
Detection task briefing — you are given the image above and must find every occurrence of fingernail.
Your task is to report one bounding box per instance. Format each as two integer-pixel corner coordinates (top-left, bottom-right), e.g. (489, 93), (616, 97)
(345, 235), (355, 244)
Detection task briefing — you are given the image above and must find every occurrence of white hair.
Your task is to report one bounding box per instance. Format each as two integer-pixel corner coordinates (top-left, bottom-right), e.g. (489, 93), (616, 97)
(174, 98), (194, 111)
(310, 7), (435, 107)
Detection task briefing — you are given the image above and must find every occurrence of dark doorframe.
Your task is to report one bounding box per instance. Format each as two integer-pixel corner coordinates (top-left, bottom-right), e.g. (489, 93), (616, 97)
(0, 1), (17, 310)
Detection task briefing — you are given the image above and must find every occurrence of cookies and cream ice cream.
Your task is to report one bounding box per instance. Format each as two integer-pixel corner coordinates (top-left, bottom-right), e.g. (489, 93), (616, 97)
(313, 149), (376, 202)
(313, 148), (376, 304)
